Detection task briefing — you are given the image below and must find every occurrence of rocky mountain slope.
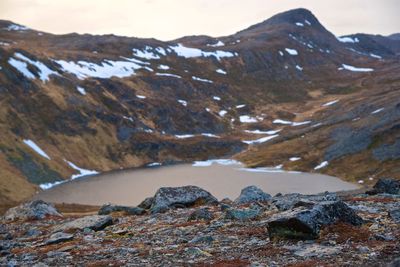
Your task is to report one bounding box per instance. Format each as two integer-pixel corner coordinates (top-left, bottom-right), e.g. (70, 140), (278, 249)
(0, 8), (399, 207)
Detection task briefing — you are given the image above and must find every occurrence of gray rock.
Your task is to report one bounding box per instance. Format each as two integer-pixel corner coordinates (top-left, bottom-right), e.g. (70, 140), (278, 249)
(389, 209), (400, 223)
(367, 178), (400, 195)
(387, 257), (400, 267)
(138, 197), (154, 209)
(267, 201), (363, 239)
(234, 185), (271, 205)
(4, 200), (61, 221)
(225, 208), (261, 221)
(54, 215), (112, 232)
(45, 232), (74, 245)
(150, 186), (218, 213)
(188, 208), (214, 221)
(272, 192), (338, 211)
(98, 204), (145, 216)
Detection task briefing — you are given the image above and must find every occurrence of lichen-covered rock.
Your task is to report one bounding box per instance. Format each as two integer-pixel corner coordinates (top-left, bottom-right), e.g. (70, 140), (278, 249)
(267, 201), (363, 239)
(4, 200), (61, 221)
(138, 197), (154, 209)
(98, 204), (145, 216)
(234, 185), (271, 205)
(54, 215), (113, 232)
(224, 208), (261, 221)
(272, 192), (339, 211)
(367, 178), (400, 195)
(150, 186), (218, 213)
(188, 208), (214, 221)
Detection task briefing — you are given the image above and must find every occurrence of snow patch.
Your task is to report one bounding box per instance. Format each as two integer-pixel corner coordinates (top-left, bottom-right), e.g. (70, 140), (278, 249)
(158, 64), (170, 70)
(156, 72), (182, 78)
(5, 24), (29, 31)
(213, 96), (221, 101)
(296, 65), (303, 71)
(219, 110), (227, 117)
(76, 86), (86, 95)
(178, 99), (187, 106)
(175, 134), (195, 139)
(207, 40), (224, 47)
(371, 108), (384, 114)
(136, 94), (146, 99)
(23, 139), (51, 160)
(169, 43), (236, 60)
(132, 46), (166, 59)
(295, 22), (304, 27)
(192, 76), (213, 83)
(273, 119), (311, 126)
(65, 160), (99, 179)
(289, 157), (301, 162)
(55, 59), (145, 79)
(337, 36), (359, 43)
(285, 48), (298, 55)
(8, 58), (35, 79)
(322, 100), (339, 107)
(14, 53), (58, 82)
(216, 69), (227, 75)
(243, 134), (279, 145)
(239, 115), (258, 123)
(340, 64), (373, 72)
(244, 129), (281, 135)
(236, 104), (246, 109)
(314, 161), (329, 170)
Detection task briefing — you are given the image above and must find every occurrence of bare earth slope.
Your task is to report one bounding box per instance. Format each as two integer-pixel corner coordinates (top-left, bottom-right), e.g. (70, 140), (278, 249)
(0, 8), (399, 205)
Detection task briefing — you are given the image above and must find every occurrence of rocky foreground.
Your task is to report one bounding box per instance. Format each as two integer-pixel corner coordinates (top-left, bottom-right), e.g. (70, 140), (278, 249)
(1, 179), (400, 266)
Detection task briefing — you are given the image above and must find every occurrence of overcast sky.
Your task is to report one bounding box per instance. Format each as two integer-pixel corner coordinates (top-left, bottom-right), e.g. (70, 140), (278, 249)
(0, 0), (398, 40)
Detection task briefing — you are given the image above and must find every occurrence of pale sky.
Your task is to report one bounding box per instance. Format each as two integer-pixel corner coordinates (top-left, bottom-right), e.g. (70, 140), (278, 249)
(0, 0), (399, 41)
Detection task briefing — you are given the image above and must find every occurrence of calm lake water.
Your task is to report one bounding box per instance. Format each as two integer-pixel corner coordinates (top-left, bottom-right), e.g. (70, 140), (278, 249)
(34, 160), (359, 206)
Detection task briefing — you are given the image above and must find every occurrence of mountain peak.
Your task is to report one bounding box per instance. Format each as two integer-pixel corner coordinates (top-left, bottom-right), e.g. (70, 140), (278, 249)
(235, 8), (324, 36)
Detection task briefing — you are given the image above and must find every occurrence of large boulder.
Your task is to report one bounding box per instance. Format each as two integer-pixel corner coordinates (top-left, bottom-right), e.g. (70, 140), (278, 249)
(267, 201), (363, 240)
(234, 185), (271, 205)
(367, 178), (400, 195)
(4, 200), (61, 221)
(98, 204), (145, 216)
(54, 215), (113, 232)
(149, 186), (218, 213)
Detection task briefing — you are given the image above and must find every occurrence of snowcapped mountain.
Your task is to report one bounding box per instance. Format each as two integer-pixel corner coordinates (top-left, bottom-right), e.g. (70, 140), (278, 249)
(0, 8), (399, 207)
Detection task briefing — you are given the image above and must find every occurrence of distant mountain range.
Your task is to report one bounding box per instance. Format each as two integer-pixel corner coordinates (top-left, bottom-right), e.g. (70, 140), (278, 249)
(0, 8), (399, 207)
